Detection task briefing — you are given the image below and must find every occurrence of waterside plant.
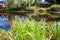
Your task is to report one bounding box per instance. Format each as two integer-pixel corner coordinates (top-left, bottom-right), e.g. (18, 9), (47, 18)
(0, 20), (60, 40)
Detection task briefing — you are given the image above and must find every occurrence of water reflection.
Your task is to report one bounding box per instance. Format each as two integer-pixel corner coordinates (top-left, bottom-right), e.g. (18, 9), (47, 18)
(15, 15), (29, 22)
(0, 14), (8, 23)
(0, 13), (60, 22)
(40, 0), (49, 4)
(0, 13), (10, 30)
(15, 15), (20, 20)
(54, 21), (58, 28)
(0, 13), (60, 30)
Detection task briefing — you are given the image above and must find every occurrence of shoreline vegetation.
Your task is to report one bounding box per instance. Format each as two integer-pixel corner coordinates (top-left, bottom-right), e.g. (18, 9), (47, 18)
(0, 0), (60, 40)
(0, 20), (60, 40)
(0, 5), (60, 13)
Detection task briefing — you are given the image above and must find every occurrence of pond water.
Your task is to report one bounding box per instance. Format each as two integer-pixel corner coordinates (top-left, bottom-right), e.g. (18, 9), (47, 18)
(1, 12), (60, 21)
(0, 12), (60, 30)
(3, 13), (50, 21)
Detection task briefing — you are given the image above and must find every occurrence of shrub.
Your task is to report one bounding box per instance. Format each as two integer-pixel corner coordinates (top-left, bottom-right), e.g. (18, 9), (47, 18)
(49, 22), (60, 40)
(0, 8), (7, 13)
(8, 7), (26, 11)
(49, 5), (60, 11)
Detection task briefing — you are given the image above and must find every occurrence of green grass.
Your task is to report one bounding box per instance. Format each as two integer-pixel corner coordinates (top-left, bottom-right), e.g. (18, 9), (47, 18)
(49, 23), (60, 40)
(11, 20), (46, 40)
(0, 20), (60, 40)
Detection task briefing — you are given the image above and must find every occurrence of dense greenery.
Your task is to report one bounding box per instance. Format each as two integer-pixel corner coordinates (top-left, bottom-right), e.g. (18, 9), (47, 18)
(48, 5), (60, 11)
(11, 20), (46, 40)
(47, 0), (56, 4)
(8, 7), (26, 11)
(49, 22), (60, 40)
(5, 0), (15, 8)
(0, 20), (60, 40)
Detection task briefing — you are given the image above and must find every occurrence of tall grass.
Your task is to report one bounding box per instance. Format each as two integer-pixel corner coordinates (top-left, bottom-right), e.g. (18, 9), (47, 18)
(0, 20), (60, 40)
(49, 22), (60, 40)
(11, 20), (46, 40)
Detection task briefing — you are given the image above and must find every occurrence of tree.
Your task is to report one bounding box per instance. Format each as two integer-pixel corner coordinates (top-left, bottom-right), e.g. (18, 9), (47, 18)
(17, 0), (22, 7)
(56, 0), (60, 4)
(5, 0), (14, 8)
(47, 0), (57, 4)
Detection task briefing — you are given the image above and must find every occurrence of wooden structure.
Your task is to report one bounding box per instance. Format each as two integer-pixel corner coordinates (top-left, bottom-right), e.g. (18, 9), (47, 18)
(40, 0), (51, 8)
(0, 4), (6, 8)
(0, 1), (6, 8)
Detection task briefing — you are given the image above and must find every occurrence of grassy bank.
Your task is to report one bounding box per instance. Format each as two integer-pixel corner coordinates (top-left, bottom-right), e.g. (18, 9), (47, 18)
(0, 20), (60, 40)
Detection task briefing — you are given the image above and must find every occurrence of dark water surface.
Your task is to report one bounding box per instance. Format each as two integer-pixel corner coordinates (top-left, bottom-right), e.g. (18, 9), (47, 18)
(0, 12), (60, 30)
(1, 12), (60, 21)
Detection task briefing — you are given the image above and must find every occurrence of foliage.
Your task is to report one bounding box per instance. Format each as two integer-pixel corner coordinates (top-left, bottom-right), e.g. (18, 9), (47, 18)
(0, 20), (60, 40)
(49, 22), (60, 40)
(5, 0), (14, 8)
(47, 0), (56, 4)
(8, 7), (26, 11)
(0, 30), (10, 40)
(48, 5), (60, 11)
(0, 8), (8, 13)
(11, 20), (46, 40)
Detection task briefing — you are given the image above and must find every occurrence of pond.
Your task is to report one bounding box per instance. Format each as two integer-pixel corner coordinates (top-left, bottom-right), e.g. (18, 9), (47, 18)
(0, 12), (36, 30)
(1, 13), (49, 21)
(1, 12), (60, 21)
(0, 12), (60, 30)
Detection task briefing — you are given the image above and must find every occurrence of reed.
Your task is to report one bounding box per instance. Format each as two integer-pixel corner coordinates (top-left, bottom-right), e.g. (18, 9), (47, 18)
(0, 20), (60, 40)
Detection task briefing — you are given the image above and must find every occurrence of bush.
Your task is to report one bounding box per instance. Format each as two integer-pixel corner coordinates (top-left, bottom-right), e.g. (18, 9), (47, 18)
(0, 8), (7, 13)
(8, 7), (26, 11)
(49, 5), (60, 11)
